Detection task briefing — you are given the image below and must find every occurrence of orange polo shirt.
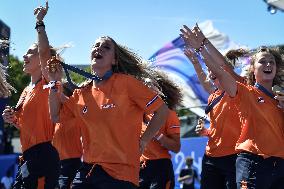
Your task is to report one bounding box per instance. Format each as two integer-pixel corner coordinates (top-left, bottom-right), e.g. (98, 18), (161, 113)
(205, 89), (242, 157)
(205, 90), (241, 157)
(234, 82), (284, 158)
(15, 79), (55, 152)
(59, 73), (164, 185)
(141, 110), (180, 161)
(205, 73), (245, 157)
(52, 118), (83, 160)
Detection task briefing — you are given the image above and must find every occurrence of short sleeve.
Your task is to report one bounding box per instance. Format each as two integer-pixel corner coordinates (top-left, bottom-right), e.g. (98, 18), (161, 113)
(165, 110), (180, 135)
(231, 81), (250, 115)
(126, 76), (164, 114)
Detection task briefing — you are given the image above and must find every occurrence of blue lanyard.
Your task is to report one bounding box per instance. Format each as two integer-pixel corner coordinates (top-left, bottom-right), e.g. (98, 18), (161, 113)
(60, 62), (113, 89)
(254, 83), (274, 99)
(205, 91), (225, 114)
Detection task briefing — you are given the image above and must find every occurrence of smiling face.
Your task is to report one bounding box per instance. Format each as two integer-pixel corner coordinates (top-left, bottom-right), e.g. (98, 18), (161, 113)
(22, 43), (41, 75)
(253, 51), (276, 83)
(90, 37), (116, 76)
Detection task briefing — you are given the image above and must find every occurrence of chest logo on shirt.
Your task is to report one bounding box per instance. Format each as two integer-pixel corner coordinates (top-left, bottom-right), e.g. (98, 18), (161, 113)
(257, 97), (265, 103)
(101, 103), (116, 109)
(82, 106), (88, 114)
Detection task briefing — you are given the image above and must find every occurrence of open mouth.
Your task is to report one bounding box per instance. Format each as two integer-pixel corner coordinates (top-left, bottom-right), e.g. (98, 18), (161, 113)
(263, 69), (272, 74)
(23, 60), (29, 65)
(93, 52), (103, 59)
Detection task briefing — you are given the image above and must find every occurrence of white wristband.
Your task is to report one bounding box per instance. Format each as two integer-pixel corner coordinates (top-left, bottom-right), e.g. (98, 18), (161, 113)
(156, 134), (164, 141)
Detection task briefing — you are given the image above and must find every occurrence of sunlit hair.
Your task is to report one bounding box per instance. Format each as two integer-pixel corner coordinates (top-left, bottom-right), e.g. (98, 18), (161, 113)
(33, 42), (58, 57)
(144, 70), (182, 110)
(102, 36), (151, 78)
(98, 36), (183, 109)
(225, 48), (249, 69)
(0, 64), (16, 97)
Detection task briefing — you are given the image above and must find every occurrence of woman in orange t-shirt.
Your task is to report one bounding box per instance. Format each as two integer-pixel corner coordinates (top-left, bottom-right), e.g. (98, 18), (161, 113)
(52, 83), (83, 189)
(2, 4), (60, 189)
(36, 4), (169, 189)
(139, 74), (182, 189)
(180, 24), (244, 189)
(184, 26), (284, 188)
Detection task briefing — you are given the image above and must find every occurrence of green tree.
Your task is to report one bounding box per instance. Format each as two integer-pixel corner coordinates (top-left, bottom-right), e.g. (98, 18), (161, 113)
(7, 55), (30, 106)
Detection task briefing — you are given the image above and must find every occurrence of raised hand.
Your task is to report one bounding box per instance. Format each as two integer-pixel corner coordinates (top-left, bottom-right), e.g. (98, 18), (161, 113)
(180, 24), (205, 50)
(34, 1), (49, 21)
(47, 56), (63, 81)
(192, 23), (207, 45)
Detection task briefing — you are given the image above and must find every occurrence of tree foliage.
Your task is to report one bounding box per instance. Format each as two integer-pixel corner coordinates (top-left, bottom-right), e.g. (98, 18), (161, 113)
(7, 55), (30, 106)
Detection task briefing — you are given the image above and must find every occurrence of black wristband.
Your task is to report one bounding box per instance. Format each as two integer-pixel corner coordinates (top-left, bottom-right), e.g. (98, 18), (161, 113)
(35, 21), (45, 30)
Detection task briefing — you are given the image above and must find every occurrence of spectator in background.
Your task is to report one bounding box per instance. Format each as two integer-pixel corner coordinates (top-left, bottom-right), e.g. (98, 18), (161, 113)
(178, 157), (199, 189)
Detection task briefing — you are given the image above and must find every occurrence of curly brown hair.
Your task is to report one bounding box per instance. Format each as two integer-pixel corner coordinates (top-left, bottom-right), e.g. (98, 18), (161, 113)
(224, 47), (284, 88)
(248, 46), (284, 87)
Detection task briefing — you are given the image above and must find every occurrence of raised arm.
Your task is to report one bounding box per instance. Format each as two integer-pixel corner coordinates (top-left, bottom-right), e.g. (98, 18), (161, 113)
(183, 46), (214, 94)
(192, 25), (244, 83)
(34, 1), (51, 81)
(180, 24), (237, 97)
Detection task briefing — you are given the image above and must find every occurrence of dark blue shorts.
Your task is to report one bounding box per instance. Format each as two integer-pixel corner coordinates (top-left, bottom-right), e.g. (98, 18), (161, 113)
(58, 157), (82, 189)
(15, 141), (60, 189)
(200, 154), (237, 189)
(71, 162), (136, 189)
(138, 158), (175, 189)
(236, 152), (284, 189)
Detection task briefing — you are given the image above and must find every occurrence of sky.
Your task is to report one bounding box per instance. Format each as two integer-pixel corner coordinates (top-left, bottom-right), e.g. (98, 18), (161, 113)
(0, 0), (284, 65)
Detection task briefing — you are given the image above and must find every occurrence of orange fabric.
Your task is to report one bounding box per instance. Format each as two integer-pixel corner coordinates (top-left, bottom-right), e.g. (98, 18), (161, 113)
(141, 110), (180, 161)
(234, 82), (284, 158)
(59, 73), (164, 185)
(37, 177), (44, 189)
(52, 118), (83, 160)
(205, 89), (242, 157)
(15, 79), (55, 152)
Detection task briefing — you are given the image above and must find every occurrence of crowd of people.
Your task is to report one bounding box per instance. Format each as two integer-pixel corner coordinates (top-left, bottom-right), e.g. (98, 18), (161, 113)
(0, 2), (284, 189)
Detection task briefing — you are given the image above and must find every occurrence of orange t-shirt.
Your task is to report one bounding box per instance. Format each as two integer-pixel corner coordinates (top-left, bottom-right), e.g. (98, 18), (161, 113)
(52, 118), (83, 160)
(233, 82), (284, 158)
(59, 73), (164, 185)
(16, 79), (55, 152)
(141, 110), (180, 161)
(205, 89), (242, 157)
(37, 177), (44, 189)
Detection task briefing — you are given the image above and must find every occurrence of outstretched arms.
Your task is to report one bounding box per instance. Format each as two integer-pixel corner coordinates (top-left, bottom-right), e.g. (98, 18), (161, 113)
(180, 24), (237, 97)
